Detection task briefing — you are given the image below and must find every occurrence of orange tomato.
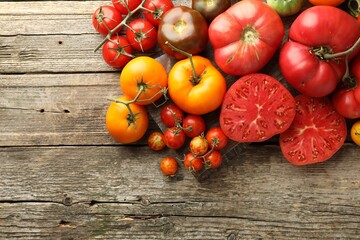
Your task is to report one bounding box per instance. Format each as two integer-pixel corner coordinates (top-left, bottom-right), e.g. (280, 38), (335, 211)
(168, 56), (227, 115)
(351, 121), (360, 146)
(120, 56), (168, 105)
(106, 96), (149, 143)
(308, 0), (345, 7)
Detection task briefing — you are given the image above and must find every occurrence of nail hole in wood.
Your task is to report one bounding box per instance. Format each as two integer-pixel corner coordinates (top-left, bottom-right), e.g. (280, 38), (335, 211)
(63, 109), (70, 113)
(58, 41), (63, 45)
(39, 109), (45, 113)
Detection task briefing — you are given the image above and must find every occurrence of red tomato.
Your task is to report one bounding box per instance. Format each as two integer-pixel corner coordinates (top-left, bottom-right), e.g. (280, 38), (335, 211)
(332, 54), (360, 119)
(280, 95), (347, 165)
(183, 152), (204, 172)
(189, 136), (209, 156)
(147, 132), (166, 151)
(164, 127), (185, 149)
(160, 156), (178, 176)
(102, 35), (133, 68)
(204, 151), (222, 169)
(92, 6), (123, 36)
(112, 0), (142, 15)
(205, 127), (228, 151)
(126, 19), (157, 52)
(220, 73), (296, 143)
(160, 104), (184, 128)
(279, 6), (360, 97)
(143, 0), (174, 27)
(208, 0), (284, 76)
(182, 115), (206, 138)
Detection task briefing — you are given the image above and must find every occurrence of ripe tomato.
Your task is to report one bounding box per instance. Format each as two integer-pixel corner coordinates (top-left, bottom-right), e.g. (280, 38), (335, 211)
(280, 95), (347, 166)
(160, 104), (184, 128)
(220, 73), (296, 143)
(189, 136), (209, 156)
(204, 151), (222, 169)
(183, 152), (204, 172)
(192, 0), (231, 22)
(205, 127), (228, 151)
(112, 0), (142, 15)
(143, 0), (174, 27)
(160, 156), (178, 176)
(168, 56), (226, 115)
(120, 56), (167, 105)
(163, 127), (185, 149)
(308, 0), (345, 7)
(126, 19), (157, 52)
(92, 6), (123, 36)
(266, 0), (304, 17)
(102, 35), (133, 68)
(182, 115), (206, 138)
(147, 132), (166, 151)
(106, 96), (149, 144)
(157, 6), (208, 59)
(332, 54), (360, 119)
(351, 121), (360, 146)
(208, 0), (284, 76)
(279, 6), (360, 97)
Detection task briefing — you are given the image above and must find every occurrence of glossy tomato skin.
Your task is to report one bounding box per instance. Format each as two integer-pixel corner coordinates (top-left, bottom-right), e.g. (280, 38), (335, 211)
(147, 132), (166, 151)
(351, 121), (360, 146)
(143, 0), (174, 27)
(220, 73), (296, 143)
(112, 0), (142, 15)
(309, 0), (345, 6)
(168, 56), (226, 115)
(182, 115), (206, 138)
(92, 6), (123, 36)
(279, 6), (360, 97)
(158, 6), (208, 59)
(208, 0), (284, 76)
(126, 19), (157, 52)
(160, 104), (184, 128)
(106, 96), (149, 144)
(164, 127), (185, 149)
(120, 56), (167, 105)
(204, 150), (222, 169)
(189, 136), (209, 156)
(102, 35), (133, 68)
(266, 0), (304, 17)
(332, 54), (360, 119)
(160, 156), (178, 176)
(192, 0), (231, 22)
(280, 95), (347, 165)
(205, 127), (228, 151)
(183, 152), (204, 172)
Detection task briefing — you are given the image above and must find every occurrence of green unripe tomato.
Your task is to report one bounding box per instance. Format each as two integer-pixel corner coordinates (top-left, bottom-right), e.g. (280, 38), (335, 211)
(266, 0), (304, 17)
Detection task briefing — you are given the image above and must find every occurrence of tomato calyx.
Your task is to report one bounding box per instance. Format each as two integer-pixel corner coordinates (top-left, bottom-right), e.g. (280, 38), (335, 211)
(242, 26), (259, 44)
(107, 36), (135, 60)
(310, 45), (334, 61)
(143, 4), (164, 20)
(126, 24), (156, 52)
(348, 0), (360, 18)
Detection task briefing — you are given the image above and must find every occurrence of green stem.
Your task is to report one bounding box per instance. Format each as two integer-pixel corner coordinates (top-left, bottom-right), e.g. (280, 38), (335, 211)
(324, 36), (360, 59)
(348, 0), (360, 17)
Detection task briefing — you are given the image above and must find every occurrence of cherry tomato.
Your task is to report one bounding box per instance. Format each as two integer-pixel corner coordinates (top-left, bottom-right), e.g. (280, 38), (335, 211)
(147, 132), (166, 151)
(143, 0), (174, 27)
(126, 19), (157, 52)
(112, 0), (142, 15)
(160, 156), (178, 176)
(164, 127), (185, 149)
(308, 0), (345, 7)
(92, 6), (123, 36)
(106, 96), (149, 144)
(183, 152), (204, 172)
(351, 121), (360, 146)
(189, 136), (208, 156)
(102, 35), (133, 68)
(182, 115), (206, 138)
(160, 104), (184, 128)
(120, 56), (167, 105)
(204, 151), (222, 169)
(205, 127), (228, 151)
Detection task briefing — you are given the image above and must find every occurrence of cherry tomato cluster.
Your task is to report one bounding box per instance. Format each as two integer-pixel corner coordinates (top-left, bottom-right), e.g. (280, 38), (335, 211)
(148, 103), (229, 176)
(92, 0), (174, 68)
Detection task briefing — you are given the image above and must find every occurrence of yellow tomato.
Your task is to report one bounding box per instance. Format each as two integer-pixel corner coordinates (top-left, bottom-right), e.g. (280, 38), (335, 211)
(308, 0), (345, 7)
(351, 121), (360, 146)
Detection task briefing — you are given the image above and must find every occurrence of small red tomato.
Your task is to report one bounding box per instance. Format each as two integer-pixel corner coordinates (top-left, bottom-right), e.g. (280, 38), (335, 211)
(204, 151), (222, 169)
(164, 127), (185, 149)
(102, 35), (133, 68)
(126, 18), (158, 52)
(147, 132), (166, 151)
(189, 136), (208, 156)
(143, 0), (174, 26)
(160, 156), (178, 176)
(92, 6), (123, 36)
(182, 115), (206, 138)
(205, 127), (228, 151)
(183, 152), (204, 172)
(112, 0), (142, 15)
(160, 104), (184, 127)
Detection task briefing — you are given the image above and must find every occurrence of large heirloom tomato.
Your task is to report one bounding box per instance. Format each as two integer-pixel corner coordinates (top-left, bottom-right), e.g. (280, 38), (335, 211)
(220, 74), (296, 143)
(279, 6), (360, 98)
(157, 6), (208, 59)
(332, 54), (360, 119)
(208, 0), (284, 76)
(280, 95), (347, 166)
(192, 0), (231, 22)
(168, 56), (226, 115)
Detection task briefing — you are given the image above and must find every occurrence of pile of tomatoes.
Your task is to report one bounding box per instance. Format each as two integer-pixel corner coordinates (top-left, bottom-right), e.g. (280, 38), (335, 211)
(95, 0), (360, 178)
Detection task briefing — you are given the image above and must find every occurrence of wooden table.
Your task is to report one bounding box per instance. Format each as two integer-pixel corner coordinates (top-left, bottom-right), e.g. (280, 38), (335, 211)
(1, 0), (359, 239)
